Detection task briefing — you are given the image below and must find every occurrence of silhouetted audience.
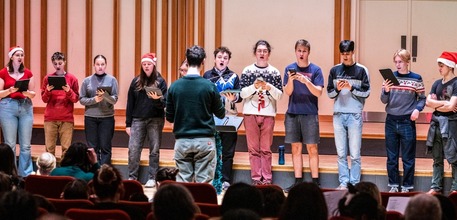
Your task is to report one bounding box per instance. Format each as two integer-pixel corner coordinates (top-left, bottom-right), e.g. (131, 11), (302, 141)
(338, 184), (382, 220)
(222, 208), (261, 220)
(0, 190), (38, 220)
(278, 182), (327, 220)
(155, 167), (179, 188)
(355, 181), (386, 219)
(258, 185), (286, 218)
(0, 171), (13, 197)
(0, 143), (24, 189)
(61, 179), (89, 199)
(434, 194), (456, 220)
(404, 193), (441, 220)
(129, 192), (149, 202)
(153, 183), (199, 220)
(221, 182), (264, 216)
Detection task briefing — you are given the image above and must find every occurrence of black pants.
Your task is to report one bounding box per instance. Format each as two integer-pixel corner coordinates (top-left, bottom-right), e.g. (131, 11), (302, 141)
(219, 131), (238, 182)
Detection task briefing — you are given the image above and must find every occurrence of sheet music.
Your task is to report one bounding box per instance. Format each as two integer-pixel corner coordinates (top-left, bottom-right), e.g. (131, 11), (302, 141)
(214, 115), (244, 132)
(386, 197), (410, 215)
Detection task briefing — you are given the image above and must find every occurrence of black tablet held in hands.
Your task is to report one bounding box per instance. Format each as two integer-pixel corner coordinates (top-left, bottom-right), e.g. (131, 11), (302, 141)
(379, 69), (400, 86)
(97, 86), (112, 95)
(48, 76), (66, 90)
(144, 87), (163, 96)
(14, 79), (30, 92)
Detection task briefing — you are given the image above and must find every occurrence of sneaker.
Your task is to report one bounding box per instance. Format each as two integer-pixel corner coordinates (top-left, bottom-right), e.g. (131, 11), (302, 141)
(262, 180), (272, 185)
(252, 180), (263, 186)
(401, 188), (410, 193)
(389, 186), (399, 193)
(144, 179), (156, 188)
(336, 185), (347, 190)
(427, 188), (441, 194)
(222, 181), (230, 190)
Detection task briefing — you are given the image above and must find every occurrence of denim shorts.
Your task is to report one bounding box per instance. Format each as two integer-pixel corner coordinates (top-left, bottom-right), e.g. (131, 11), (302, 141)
(284, 113), (320, 144)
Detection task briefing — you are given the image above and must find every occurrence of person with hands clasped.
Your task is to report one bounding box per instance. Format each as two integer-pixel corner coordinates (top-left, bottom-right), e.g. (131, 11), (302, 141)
(283, 39), (324, 192)
(240, 40), (283, 185)
(41, 52), (79, 157)
(426, 51), (457, 194)
(327, 40), (370, 189)
(0, 46), (36, 177)
(381, 49), (426, 193)
(126, 53), (167, 188)
(80, 55), (118, 165)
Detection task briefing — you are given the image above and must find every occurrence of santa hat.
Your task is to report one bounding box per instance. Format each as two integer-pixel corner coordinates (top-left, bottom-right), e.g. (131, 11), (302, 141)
(141, 53), (157, 63)
(8, 46), (24, 58)
(437, 51), (457, 68)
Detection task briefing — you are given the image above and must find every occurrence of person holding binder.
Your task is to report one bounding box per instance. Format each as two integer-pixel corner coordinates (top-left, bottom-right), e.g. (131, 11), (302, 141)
(41, 52), (79, 157)
(203, 46), (242, 190)
(240, 40), (283, 185)
(0, 46), (36, 177)
(125, 53), (167, 188)
(380, 49), (426, 193)
(283, 39), (324, 192)
(80, 55), (118, 164)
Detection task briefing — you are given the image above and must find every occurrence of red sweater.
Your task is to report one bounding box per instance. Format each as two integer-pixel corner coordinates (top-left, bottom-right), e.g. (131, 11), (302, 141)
(0, 67), (33, 99)
(41, 72), (79, 122)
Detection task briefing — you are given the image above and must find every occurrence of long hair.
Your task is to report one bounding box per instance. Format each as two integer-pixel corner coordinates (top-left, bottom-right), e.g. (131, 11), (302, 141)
(59, 142), (92, 172)
(135, 64), (159, 91)
(7, 49), (25, 73)
(0, 144), (18, 177)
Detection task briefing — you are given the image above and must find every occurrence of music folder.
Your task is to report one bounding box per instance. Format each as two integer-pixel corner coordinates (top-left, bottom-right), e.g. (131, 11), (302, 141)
(379, 68), (400, 86)
(14, 79), (30, 92)
(97, 86), (112, 95)
(214, 115), (244, 132)
(48, 76), (66, 90)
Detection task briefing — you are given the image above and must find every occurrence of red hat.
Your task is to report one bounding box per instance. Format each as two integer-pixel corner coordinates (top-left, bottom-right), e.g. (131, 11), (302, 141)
(8, 46), (24, 58)
(141, 53), (157, 63)
(437, 51), (457, 68)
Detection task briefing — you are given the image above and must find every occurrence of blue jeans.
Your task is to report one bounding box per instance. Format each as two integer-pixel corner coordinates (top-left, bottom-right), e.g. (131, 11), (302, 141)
(174, 137), (217, 183)
(128, 117), (164, 180)
(84, 116), (114, 164)
(0, 98), (34, 177)
(333, 113), (362, 186)
(385, 116), (416, 189)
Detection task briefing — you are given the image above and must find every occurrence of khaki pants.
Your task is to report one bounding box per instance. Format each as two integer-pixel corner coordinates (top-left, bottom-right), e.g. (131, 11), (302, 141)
(44, 121), (74, 157)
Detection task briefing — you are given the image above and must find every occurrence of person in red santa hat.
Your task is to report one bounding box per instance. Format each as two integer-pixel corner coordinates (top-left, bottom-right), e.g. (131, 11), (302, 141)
(426, 51), (457, 194)
(125, 52), (168, 188)
(0, 46), (36, 177)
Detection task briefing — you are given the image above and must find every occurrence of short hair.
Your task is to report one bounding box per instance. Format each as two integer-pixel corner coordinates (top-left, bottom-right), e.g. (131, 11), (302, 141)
(185, 45), (206, 67)
(339, 40), (355, 53)
(153, 183), (198, 220)
(36, 152), (56, 176)
(51, 52), (66, 61)
(62, 179), (89, 200)
(252, 40), (272, 54)
(214, 46), (232, 59)
(221, 182), (264, 216)
(404, 194), (442, 220)
(155, 167), (179, 183)
(279, 182), (328, 220)
(393, 49), (411, 63)
(295, 39), (311, 51)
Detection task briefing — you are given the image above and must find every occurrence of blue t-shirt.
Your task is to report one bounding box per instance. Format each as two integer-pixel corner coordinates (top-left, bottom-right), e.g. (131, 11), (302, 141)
(283, 62), (324, 115)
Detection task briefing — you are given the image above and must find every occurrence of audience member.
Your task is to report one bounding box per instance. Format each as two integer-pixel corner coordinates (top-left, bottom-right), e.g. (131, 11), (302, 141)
(33, 194), (56, 213)
(128, 192), (149, 202)
(354, 181), (382, 207)
(155, 167), (179, 187)
(153, 183), (199, 220)
(0, 143), (23, 189)
(0, 172), (13, 196)
(338, 192), (380, 220)
(258, 185), (285, 218)
(222, 208), (261, 220)
(221, 182), (264, 216)
(38, 213), (68, 220)
(36, 152), (57, 176)
(50, 142), (100, 182)
(0, 190), (38, 220)
(61, 179), (89, 200)
(434, 194), (456, 220)
(278, 182), (327, 220)
(404, 193), (441, 220)
(91, 164), (145, 220)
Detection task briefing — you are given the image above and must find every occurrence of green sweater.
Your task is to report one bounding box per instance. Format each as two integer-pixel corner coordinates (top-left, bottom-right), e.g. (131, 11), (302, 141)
(50, 163), (101, 182)
(166, 75), (225, 139)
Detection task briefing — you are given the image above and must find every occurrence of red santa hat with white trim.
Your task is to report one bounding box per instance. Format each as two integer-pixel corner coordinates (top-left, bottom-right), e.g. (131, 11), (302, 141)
(437, 51), (457, 68)
(8, 46), (24, 58)
(141, 53), (157, 64)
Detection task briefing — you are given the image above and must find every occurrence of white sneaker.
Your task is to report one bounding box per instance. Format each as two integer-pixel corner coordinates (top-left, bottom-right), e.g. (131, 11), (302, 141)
(222, 181), (230, 190)
(336, 185), (347, 190)
(389, 186), (399, 193)
(145, 179), (156, 188)
(401, 188), (410, 193)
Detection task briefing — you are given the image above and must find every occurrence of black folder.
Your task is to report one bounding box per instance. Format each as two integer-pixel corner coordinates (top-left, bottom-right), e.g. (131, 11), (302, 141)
(379, 69), (400, 86)
(48, 76), (66, 90)
(214, 116), (244, 132)
(97, 86), (112, 95)
(14, 79), (30, 92)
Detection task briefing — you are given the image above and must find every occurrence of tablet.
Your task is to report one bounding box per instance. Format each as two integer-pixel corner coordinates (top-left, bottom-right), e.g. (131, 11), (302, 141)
(144, 87), (163, 96)
(48, 76), (66, 90)
(14, 79), (30, 92)
(97, 86), (112, 95)
(220, 89), (241, 94)
(379, 69), (400, 86)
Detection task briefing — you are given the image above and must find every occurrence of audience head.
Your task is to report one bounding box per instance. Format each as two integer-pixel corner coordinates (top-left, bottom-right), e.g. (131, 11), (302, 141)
(0, 172), (13, 196)
(354, 181), (382, 205)
(0, 143), (18, 177)
(258, 185), (285, 218)
(339, 192), (379, 220)
(155, 167), (179, 187)
(92, 164), (124, 202)
(36, 152), (56, 176)
(404, 193), (442, 220)
(0, 190), (38, 220)
(222, 208), (261, 220)
(434, 194), (456, 220)
(128, 192), (149, 202)
(185, 45), (206, 68)
(153, 183), (199, 220)
(33, 194), (56, 213)
(221, 182), (264, 216)
(279, 182), (327, 220)
(60, 142), (92, 172)
(61, 179), (89, 200)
